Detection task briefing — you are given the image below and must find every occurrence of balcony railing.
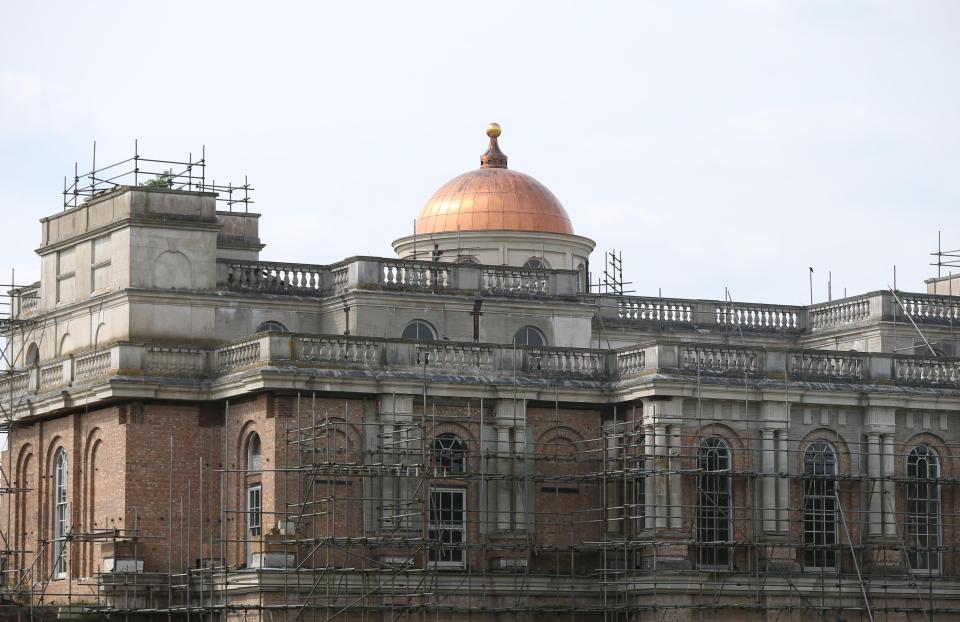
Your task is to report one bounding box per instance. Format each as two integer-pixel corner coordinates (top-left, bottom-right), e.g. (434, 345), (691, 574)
(219, 257), (581, 299)
(5, 332), (960, 413)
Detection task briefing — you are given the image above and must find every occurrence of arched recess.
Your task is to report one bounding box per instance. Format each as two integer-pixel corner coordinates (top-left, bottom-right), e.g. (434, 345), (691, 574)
(153, 250), (193, 289)
(82, 428), (104, 577)
(25, 342), (39, 368)
(93, 323), (107, 349)
(14, 445), (35, 574)
(58, 333), (73, 357)
(537, 426), (591, 549)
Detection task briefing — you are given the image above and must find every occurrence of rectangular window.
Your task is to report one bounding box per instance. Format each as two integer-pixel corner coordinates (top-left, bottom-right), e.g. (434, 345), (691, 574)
(247, 484), (262, 555)
(428, 488), (465, 568)
(803, 476), (837, 570)
(54, 453), (68, 578)
(697, 471), (731, 567)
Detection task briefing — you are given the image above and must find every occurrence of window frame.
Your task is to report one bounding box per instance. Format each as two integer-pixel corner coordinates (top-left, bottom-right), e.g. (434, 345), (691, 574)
(513, 326), (546, 347)
(802, 441), (838, 572)
(428, 487), (466, 569)
(246, 433), (263, 473)
(522, 257), (549, 270)
(401, 320), (436, 342)
(431, 433), (467, 475)
(906, 445), (942, 575)
(256, 320), (288, 333)
(53, 448), (68, 579)
(696, 436), (732, 569)
(246, 483), (263, 563)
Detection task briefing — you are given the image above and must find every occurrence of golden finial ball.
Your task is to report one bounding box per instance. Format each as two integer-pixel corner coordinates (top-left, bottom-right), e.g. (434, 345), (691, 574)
(486, 122), (502, 138)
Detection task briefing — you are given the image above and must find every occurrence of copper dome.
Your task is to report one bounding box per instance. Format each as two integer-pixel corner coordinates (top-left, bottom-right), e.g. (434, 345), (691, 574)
(415, 125), (574, 236)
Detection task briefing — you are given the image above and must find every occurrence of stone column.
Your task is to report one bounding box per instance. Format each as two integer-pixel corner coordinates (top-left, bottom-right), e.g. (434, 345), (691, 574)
(864, 405), (900, 572)
(379, 394), (416, 534)
(653, 422), (669, 529)
(496, 425), (512, 531)
(643, 425), (656, 531)
(512, 426), (528, 532)
(775, 430), (789, 531)
(760, 429), (777, 533)
(638, 397), (689, 570)
(866, 432), (883, 537)
(882, 434), (897, 538)
(603, 421), (624, 535)
(760, 403), (790, 535)
(668, 424), (682, 529)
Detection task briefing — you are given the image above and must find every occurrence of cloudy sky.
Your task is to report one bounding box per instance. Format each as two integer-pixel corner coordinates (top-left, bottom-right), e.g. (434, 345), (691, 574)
(1, 1), (957, 304)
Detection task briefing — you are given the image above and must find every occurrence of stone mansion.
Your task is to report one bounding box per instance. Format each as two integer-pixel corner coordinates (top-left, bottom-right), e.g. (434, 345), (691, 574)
(2, 124), (960, 620)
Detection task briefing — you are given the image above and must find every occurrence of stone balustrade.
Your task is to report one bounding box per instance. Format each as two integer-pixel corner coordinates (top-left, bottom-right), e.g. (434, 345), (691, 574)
(5, 335), (960, 410)
(895, 356), (960, 385)
(615, 347), (647, 377)
(807, 296), (874, 329)
(716, 303), (800, 331)
(897, 294), (960, 324)
(481, 267), (551, 297)
(219, 257), (580, 298)
(39, 361), (66, 390)
(681, 345), (761, 375)
(381, 261), (451, 290)
(788, 351), (865, 380)
(218, 258), (957, 337)
(74, 349), (113, 381)
(222, 261), (329, 294)
(607, 296), (803, 333)
(215, 338), (263, 372)
(617, 297), (693, 324)
(143, 346), (208, 375)
(0, 372), (30, 399)
(422, 343), (497, 371)
(524, 348), (606, 377)
(297, 336), (382, 365)
(14, 284), (40, 317)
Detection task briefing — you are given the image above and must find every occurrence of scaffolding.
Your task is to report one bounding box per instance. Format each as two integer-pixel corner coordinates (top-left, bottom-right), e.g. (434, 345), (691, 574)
(62, 142), (254, 213)
(0, 347), (956, 620)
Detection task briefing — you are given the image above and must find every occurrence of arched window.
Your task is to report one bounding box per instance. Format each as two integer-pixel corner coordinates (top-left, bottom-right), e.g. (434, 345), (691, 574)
(401, 320), (436, 341)
(523, 257), (548, 270)
(431, 433), (466, 474)
(907, 445), (941, 574)
(246, 433), (262, 473)
(53, 448), (68, 578)
(803, 441), (838, 571)
(513, 326), (546, 347)
(256, 321), (287, 333)
(697, 437), (731, 567)
(244, 432), (262, 565)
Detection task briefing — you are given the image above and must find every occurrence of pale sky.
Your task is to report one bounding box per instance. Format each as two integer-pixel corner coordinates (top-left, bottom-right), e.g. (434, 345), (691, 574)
(1, 1), (958, 304)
